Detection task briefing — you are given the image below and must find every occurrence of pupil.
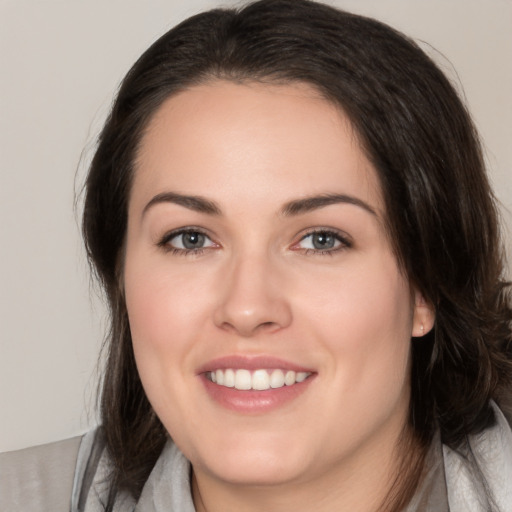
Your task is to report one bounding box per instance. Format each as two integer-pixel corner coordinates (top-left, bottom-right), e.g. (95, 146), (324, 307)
(183, 232), (205, 249)
(313, 232), (334, 249)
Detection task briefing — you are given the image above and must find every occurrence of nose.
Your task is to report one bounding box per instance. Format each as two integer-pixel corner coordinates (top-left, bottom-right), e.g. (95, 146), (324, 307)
(213, 252), (293, 337)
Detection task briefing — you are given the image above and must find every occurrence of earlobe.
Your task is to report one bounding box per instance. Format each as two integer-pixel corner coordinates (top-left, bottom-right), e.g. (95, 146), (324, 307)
(411, 289), (435, 337)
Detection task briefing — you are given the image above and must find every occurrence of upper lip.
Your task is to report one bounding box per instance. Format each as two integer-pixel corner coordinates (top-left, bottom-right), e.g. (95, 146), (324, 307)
(196, 355), (315, 375)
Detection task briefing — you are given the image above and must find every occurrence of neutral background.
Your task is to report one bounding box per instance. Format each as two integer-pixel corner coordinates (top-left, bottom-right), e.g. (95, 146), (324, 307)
(1, 0), (511, 452)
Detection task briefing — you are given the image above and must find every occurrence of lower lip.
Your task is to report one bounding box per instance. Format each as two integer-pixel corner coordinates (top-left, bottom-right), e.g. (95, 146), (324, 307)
(200, 374), (315, 414)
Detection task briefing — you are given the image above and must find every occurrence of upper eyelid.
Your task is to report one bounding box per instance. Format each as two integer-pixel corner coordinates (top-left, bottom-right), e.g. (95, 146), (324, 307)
(296, 227), (352, 244)
(156, 226), (352, 249)
(288, 229), (353, 256)
(159, 226), (212, 243)
(158, 228), (218, 254)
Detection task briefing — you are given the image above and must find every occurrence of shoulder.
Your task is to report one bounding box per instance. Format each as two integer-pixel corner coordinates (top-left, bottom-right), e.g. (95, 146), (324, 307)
(0, 434), (85, 512)
(443, 402), (512, 512)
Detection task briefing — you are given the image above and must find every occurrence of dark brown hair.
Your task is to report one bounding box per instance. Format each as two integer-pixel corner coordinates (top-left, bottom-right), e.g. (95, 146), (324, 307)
(82, 0), (512, 509)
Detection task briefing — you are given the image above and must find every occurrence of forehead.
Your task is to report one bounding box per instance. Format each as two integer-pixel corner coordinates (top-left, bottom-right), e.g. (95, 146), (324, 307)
(132, 80), (384, 217)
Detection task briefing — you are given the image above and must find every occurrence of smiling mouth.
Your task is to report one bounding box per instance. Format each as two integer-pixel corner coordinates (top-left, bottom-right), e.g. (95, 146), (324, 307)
(207, 368), (312, 391)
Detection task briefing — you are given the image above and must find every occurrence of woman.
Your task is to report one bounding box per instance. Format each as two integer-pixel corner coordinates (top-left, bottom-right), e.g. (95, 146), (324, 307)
(1, 0), (511, 510)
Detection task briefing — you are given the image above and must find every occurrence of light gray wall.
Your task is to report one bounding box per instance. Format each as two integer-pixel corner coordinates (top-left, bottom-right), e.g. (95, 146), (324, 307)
(1, 0), (511, 452)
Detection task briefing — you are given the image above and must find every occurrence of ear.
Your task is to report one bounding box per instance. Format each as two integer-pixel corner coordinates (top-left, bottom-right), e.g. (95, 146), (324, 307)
(411, 288), (435, 337)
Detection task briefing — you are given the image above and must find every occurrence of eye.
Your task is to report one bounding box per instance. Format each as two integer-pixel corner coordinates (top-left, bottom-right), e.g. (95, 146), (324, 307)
(292, 229), (351, 254)
(159, 228), (217, 253)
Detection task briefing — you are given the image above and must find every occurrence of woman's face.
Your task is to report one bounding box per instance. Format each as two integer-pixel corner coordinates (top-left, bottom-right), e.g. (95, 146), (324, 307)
(124, 81), (430, 491)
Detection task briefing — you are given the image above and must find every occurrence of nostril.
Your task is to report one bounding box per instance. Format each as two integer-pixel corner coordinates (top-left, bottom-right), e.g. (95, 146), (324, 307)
(218, 319), (279, 336)
(212, 278), (293, 336)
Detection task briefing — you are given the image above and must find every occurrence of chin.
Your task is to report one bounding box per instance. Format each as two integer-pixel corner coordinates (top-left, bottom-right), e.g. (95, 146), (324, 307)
(188, 431), (313, 486)
(203, 453), (307, 486)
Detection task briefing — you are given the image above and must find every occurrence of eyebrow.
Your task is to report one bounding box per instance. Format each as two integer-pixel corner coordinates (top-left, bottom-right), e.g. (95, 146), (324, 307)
(142, 192), (222, 216)
(142, 191), (377, 218)
(281, 193), (377, 217)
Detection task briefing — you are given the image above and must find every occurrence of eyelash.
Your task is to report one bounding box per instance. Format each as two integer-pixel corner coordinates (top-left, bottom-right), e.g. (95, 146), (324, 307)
(157, 227), (215, 256)
(157, 228), (352, 256)
(293, 229), (352, 256)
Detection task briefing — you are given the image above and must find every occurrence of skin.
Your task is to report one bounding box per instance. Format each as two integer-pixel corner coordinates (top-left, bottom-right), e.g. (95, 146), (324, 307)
(124, 81), (434, 512)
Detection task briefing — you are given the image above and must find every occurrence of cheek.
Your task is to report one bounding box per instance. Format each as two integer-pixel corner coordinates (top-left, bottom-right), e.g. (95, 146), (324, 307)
(123, 252), (213, 422)
(297, 251), (412, 341)
(124, 255), (211, 354)
(301, 264), (413, 444)
(294, 253), (413, 397)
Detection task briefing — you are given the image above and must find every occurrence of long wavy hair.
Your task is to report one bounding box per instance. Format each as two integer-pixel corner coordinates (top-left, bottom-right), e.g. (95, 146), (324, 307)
(82, 0), (512, 509)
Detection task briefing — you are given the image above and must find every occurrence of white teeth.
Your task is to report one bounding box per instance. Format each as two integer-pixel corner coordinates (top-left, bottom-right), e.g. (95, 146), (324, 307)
(284, 370), (296, 386)
(270, 369), (285, 388)
(224, 368), (235, 388)
(208, 368), (311, 390)
(296, 372), (308, 383)
(235, 369), (252, 390)
(252, 369), (269, 390)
